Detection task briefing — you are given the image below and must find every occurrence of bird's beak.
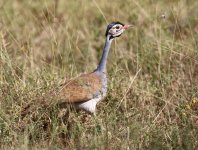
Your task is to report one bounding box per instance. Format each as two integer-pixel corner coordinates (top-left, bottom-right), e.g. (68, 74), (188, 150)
(123, 25), (133, 30)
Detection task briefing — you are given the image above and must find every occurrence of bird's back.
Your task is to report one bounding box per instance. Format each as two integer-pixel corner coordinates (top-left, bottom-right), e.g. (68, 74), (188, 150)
(58, 72), (104, 103)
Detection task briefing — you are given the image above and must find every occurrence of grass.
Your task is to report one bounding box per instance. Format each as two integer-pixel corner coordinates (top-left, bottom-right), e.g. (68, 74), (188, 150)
(1, 0), (198, 149)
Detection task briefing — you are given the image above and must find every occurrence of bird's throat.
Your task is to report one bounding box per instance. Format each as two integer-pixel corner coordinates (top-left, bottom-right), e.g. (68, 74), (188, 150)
(96, 36), (112, 73)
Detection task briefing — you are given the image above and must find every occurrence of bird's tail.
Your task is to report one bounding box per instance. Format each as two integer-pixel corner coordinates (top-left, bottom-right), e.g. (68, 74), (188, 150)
(21, 96), (50, 118)
(20, 88), (59, 119)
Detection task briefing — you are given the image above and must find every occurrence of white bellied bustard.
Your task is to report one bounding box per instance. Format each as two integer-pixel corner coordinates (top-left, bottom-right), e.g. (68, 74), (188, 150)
(56, 22), (130, 114)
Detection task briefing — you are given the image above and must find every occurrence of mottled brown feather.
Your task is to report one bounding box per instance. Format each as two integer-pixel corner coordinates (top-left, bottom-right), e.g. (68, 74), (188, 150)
(57, 72), (102, 103)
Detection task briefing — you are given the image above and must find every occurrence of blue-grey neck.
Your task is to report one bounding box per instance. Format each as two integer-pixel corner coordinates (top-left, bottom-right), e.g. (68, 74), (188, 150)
(96, 35), (113, 73)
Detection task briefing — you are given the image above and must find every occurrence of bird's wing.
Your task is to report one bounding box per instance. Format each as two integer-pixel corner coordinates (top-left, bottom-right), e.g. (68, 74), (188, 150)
(57, 72), (102, 103)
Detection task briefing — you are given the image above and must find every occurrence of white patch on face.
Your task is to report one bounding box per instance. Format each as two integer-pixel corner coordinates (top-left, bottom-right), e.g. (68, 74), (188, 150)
(108, 24), (125, 37)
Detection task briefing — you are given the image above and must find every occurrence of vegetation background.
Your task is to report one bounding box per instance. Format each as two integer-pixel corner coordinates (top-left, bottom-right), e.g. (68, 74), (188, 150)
(0, 0), (198, 149)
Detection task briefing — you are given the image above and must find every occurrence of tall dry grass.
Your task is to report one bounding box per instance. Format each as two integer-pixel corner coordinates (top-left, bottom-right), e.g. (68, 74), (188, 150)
(0, 0), (198, 149)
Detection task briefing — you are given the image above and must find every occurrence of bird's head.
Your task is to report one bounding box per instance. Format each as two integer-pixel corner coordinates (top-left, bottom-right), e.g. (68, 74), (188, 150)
(105, 21), (131, 40)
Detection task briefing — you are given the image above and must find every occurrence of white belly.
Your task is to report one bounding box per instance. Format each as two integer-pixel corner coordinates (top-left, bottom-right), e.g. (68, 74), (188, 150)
(74, 95), (103, 113)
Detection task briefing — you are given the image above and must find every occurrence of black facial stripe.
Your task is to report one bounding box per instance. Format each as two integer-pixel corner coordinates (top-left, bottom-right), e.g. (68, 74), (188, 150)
(109, 35), (114, 40)
(109, 33), (122, 40)
(114, 21), (124, 26)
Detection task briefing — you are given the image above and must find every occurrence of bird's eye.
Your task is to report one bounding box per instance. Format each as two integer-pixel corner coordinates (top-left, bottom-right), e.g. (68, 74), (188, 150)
(116, 26), (120, 29)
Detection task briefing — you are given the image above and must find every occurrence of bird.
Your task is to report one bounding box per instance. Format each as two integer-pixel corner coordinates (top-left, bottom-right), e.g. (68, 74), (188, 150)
(55, 21), (131, 114)
(21, 22), (131, 118)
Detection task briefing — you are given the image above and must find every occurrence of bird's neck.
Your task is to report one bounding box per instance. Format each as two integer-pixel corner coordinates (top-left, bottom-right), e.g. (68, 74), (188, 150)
(96, 35), (113, 73)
